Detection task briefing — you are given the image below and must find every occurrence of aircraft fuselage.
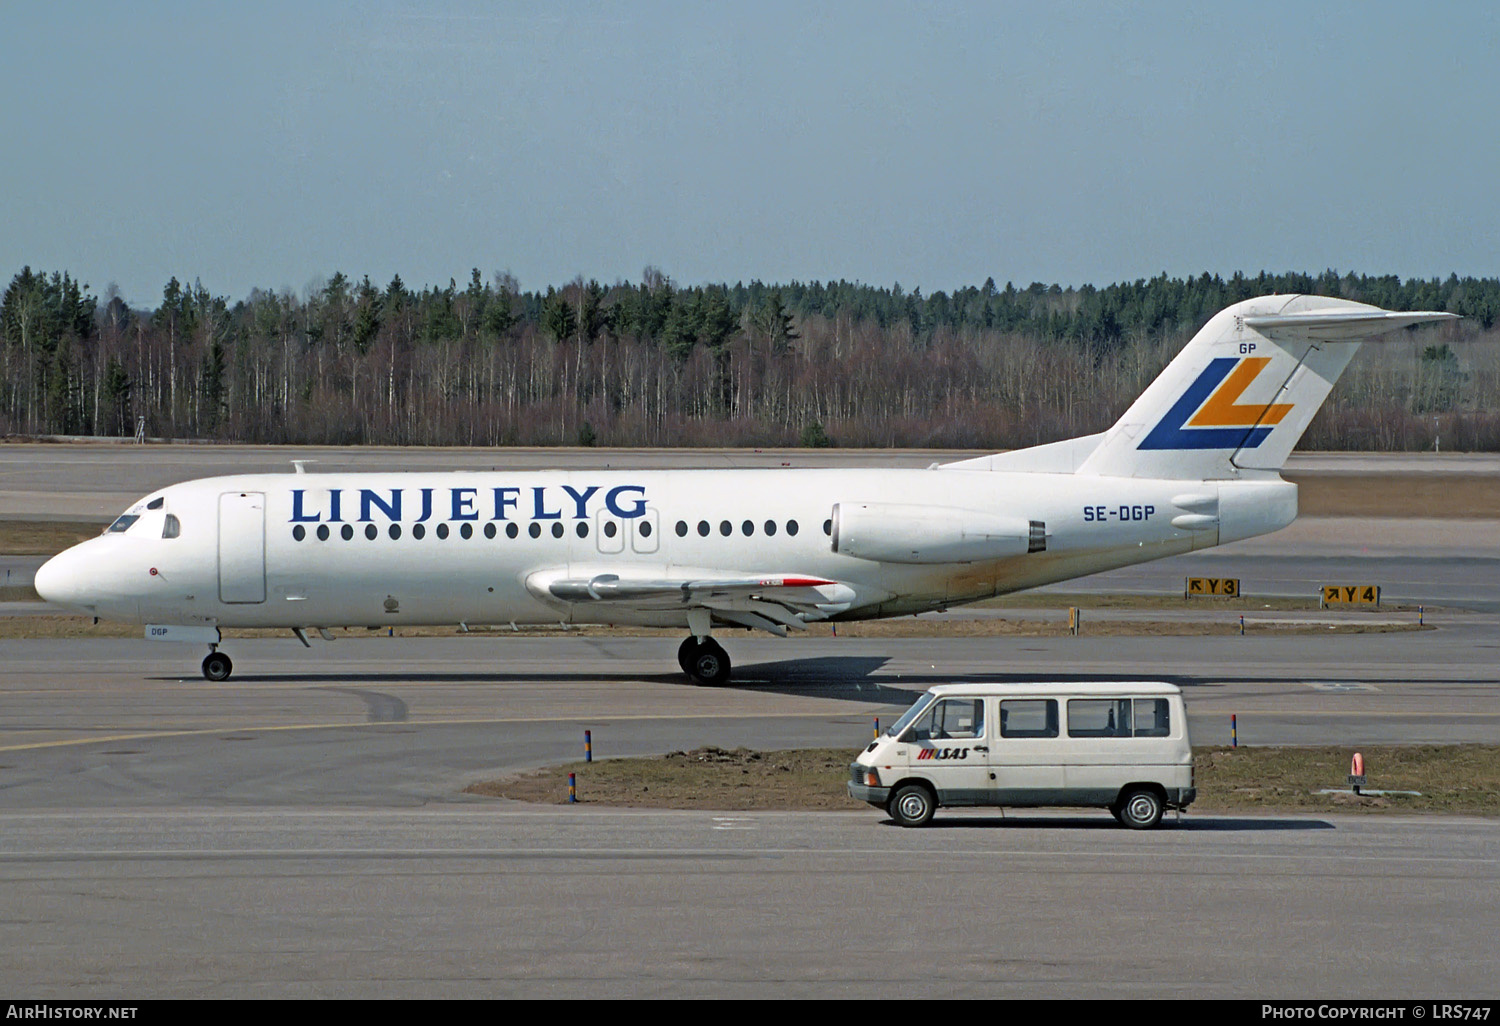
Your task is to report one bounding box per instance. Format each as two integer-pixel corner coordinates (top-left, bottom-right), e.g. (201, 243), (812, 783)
(37, 466), (1296, 631)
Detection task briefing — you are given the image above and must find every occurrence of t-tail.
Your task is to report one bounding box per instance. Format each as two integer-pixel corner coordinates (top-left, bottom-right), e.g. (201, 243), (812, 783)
(1070, 295), (1457, 481)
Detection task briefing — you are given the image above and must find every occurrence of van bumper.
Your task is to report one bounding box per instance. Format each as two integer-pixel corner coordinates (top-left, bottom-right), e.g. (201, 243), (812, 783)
(847, 782), (890, 806)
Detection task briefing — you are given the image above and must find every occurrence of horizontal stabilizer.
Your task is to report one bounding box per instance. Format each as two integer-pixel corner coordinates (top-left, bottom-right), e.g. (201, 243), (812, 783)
(1242, 309), (1458, 341)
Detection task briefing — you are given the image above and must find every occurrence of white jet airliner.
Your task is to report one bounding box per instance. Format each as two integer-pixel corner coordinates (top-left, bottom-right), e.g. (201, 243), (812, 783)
(35, 295), (1456, 685)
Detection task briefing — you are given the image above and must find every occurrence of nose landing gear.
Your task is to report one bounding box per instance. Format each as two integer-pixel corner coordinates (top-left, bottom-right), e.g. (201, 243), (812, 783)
(677, 635), (731, 686)
(202, 647), (233, 682)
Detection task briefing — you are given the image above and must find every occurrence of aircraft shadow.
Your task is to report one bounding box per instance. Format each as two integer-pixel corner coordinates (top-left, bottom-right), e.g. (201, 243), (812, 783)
(709, 655), (921, 705)
(151, 655), (921, 706)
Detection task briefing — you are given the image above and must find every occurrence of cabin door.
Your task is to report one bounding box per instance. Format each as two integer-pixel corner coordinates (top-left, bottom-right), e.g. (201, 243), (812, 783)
(218, 491), (266, 603)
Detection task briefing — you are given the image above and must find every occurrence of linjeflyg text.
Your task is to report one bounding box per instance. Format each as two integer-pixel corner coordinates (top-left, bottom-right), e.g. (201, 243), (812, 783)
(288, 485), (647, 523)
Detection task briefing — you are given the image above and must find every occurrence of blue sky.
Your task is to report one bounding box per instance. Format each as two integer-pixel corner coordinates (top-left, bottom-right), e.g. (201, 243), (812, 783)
(3, 0), (1497, 306)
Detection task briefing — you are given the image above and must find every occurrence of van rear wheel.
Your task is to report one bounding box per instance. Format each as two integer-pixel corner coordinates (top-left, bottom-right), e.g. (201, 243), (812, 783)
(888, 784), (936, 828)
(1117, 787), (1163, 830)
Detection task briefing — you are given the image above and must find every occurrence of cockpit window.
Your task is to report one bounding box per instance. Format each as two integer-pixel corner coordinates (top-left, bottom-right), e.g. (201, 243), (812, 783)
(106, 515), (140, 533)
(146, 497), (164, 510)
(162, 514), (181, 539)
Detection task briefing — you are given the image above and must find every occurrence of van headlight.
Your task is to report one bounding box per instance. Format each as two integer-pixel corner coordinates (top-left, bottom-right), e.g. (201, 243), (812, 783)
(859, 768), (881, 787)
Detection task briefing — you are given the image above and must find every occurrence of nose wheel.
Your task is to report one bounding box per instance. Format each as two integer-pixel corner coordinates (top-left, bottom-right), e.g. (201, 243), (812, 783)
(677, 636), (731, 686)
(202, 651), (233, 682)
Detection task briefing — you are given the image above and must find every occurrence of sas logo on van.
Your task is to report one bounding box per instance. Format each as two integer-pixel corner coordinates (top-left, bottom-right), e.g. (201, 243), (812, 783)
(916, 748), (971, 761)
(1138, 355), (1294, 451)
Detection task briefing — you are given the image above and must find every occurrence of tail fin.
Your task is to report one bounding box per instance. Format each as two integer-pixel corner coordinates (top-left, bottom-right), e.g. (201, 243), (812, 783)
(1075, 295), (1457, 480)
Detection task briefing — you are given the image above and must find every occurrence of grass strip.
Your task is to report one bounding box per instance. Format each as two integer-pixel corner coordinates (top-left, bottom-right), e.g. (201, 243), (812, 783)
(466, 744), (1500, 816)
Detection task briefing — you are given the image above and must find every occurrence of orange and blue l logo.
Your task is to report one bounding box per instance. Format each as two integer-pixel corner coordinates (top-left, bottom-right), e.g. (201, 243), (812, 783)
(1138, 357), (1293, 450)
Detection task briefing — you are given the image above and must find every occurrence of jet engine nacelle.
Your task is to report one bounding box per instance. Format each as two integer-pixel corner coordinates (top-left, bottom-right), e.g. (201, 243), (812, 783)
(831, 502), (1035, 564)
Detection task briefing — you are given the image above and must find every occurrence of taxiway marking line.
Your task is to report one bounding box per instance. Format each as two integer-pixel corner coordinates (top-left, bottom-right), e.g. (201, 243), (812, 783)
(0, 710), (881, 753)
(7, 705), (1499, 753)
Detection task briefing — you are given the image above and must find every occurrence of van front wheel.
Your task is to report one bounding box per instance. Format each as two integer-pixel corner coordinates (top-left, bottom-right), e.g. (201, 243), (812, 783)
(1117, 787), (1163, 830)
(888, 784), (936, 828)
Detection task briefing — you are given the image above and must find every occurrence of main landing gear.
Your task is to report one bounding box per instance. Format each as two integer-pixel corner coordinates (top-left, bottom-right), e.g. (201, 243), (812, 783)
(202, 646), (233, 682)
(678, 635), (731, 687)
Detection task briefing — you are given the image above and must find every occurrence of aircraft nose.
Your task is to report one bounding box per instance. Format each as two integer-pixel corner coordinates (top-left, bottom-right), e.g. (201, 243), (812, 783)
(34, 549), (85, 610)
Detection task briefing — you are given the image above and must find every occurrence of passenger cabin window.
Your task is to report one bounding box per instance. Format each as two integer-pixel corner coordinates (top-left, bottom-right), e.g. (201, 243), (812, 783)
(901, 698), (984, 742)
(106, 515), (140, 534)
(161, 514), (181, 539)
(1000, 699), (1058, 739)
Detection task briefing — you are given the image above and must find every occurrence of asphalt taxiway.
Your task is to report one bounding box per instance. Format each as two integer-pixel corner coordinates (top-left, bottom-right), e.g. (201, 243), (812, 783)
(4, 629), (1500, 812)
(3, 807), (1495, 998)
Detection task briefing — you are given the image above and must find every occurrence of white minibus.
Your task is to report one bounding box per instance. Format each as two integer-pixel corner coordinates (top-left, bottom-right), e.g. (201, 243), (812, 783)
(848, 682), (1194, 828)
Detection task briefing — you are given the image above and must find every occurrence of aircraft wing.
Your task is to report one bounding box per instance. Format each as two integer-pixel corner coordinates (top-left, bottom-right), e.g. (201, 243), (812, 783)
(527, 569), (863, 636)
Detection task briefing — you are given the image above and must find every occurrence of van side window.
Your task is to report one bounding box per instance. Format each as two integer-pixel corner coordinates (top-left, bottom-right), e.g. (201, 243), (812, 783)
(162, 514), (181, 539)
(1067, 699), (1133, 738)
(999, 699), (1058, 739)
(1066, 698), (1171, 737)
(902, 699), (984, 742)
(1134, 698), (1171, 737)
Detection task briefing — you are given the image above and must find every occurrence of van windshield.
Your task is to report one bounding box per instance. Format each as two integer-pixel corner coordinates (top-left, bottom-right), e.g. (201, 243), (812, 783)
(885, 692), (937, 739)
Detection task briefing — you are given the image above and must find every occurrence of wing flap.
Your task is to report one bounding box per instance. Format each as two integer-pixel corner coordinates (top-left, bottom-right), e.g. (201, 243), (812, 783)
(528, 568), (861, 620)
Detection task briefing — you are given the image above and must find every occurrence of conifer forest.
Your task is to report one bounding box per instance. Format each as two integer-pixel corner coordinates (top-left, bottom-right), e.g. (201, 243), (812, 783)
(3, 266), (1495, 450)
